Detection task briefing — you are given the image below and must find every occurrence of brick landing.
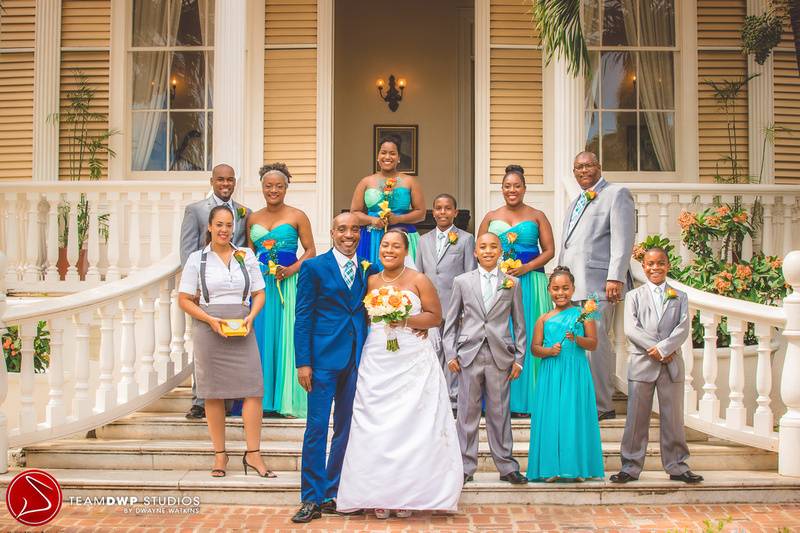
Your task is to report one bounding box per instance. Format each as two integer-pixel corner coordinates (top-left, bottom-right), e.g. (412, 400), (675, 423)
(2, 504), (799, 532)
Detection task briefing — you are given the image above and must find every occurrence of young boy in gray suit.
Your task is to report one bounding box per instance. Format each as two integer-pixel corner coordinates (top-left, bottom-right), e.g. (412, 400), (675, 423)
(443, 232), (527, 485)
(415, 193), (476, 411)
(610, 247), (703, 484)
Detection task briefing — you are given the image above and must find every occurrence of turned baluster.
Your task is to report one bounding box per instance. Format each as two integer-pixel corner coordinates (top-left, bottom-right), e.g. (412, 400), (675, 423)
(682, 308), (697, 414)
(782, 198), (796, 257)
(118, 296), (140, 403)
(657, 193), (671, 237)
(169, 192), (183, 251)
(761, 196), (775, 256)
(754, 322), (774, 436)
(156, 279), (176, 381)
(139, 286), (159, 391)
(171, 287), (188, 372)
(725, 319), (746, 430)
(45, 317), (66, 427)
(95, 302), (117, 412)
(23, 193), (41, 282)
(678, 196), (692, 265)
(699, 311), (720, 422)
(779, 250), (800, 476)
(45, 194), (60, 281)
(65, 193), (80, 281)
(4, 195), (20, 282)
(149, 192), (162, 265)
(636, 194), (649, 243)
(127, 192), (142, 272)
(71, 311), (92, 419)
(105, 192), (121, 281)
(18, 320), (37, 433)
(84, 193), (101, 282)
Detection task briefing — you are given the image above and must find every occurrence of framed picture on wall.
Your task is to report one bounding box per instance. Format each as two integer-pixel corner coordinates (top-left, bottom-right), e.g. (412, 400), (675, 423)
(373, 125), (418, 175)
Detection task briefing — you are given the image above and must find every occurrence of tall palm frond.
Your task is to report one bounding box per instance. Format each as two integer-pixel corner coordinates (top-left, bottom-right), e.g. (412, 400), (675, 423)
(530, 0), (591, 77)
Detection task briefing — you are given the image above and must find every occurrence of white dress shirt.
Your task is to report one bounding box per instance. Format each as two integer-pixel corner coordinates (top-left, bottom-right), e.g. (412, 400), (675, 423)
(332, 247), (358, 281)
(179, 244), (265, 305)
(646, 280), (667, 319)
(478, 265), (499, 307)
(436, 225), (455, 258)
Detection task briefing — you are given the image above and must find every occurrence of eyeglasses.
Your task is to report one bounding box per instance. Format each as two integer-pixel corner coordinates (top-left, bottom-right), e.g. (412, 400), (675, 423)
(573, 163), (598, 171)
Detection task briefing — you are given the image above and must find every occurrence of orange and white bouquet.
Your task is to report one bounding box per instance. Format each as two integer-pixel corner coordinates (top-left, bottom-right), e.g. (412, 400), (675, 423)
(363, 286), (414, 351)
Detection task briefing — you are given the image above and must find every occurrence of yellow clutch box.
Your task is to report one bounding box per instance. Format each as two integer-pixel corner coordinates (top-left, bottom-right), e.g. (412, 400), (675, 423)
(221, 319), (247, 337)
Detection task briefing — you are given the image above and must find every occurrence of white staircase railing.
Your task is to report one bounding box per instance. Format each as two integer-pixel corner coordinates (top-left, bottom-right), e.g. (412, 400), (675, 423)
(0, 251), (193, 473)
(612, 251), (800, 476)
(628, 183), (800, 260)
(0, 181), (208, 294)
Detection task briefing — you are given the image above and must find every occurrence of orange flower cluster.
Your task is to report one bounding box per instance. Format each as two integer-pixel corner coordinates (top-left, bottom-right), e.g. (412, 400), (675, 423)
(632, 244), (646, 262)
(706, 215), (721, 227)
(678, 211), (697, 230)
(771, 258), (783, 269)
(735, 264), (752, 280)
(732, 212), (748, 223)
(713, 271), (733, 293)
(716, 205), (730, 216)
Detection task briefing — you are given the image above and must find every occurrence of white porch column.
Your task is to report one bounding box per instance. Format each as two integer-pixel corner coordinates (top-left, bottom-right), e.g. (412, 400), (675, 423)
(543, 57), (584, 247)
(474, 0), (491, 223)
(316, 0), (334, 240)
(747, 0), (775, 184)
(212, 0), (248, 199)
(32, 0), (62, 182)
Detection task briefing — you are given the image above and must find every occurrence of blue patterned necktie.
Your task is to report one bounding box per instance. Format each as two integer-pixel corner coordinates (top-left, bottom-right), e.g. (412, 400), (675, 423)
(436, 231), (447, 259)
(343, 259), (356, 288)
(568, 193), (587, 233)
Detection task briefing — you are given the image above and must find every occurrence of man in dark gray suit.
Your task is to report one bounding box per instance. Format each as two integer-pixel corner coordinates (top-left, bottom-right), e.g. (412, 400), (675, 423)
(179, 163), (251, 419)
(558, 151), (635, 420)
(415, 193), (476, 411)
(611, 247), (703, 484)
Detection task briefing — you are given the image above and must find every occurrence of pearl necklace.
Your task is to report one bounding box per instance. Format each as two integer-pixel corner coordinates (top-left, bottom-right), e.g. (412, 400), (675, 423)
(380, 266), (406, 283)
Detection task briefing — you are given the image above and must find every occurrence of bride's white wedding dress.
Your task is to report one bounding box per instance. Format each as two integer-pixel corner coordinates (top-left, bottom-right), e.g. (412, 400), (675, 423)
(337, 292), (463, 512)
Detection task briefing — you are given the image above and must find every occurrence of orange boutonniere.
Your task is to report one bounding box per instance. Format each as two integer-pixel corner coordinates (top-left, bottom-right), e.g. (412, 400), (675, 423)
(584, 190), (597, 203)
(236, 206), (247, 219)
(233, 249), (246, 267)
(499, 278), (515, 291)
(447, 231), (458, 245)
(664, 287), (678, 300)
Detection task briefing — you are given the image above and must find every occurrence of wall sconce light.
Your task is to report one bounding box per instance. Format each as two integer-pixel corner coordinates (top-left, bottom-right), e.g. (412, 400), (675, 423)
(376, 74), (406, 112)
(170, 77), (178, 101)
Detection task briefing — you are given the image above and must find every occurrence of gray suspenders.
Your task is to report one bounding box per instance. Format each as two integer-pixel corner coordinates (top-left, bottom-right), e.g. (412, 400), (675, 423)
(199, 246), (251, 305)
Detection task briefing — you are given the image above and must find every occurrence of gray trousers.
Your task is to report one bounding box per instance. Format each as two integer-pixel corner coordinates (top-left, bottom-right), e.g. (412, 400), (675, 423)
(621, 365), (691, 477)
(586, 300), (616, 414)
(457, 342), (519, 476)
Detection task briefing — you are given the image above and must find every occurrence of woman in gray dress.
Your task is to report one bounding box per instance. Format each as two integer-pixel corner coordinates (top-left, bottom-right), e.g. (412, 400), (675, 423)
(178, 205), (273, 478)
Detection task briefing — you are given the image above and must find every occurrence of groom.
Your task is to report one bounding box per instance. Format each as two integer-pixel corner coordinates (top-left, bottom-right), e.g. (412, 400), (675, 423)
(292, 213), (376, 523)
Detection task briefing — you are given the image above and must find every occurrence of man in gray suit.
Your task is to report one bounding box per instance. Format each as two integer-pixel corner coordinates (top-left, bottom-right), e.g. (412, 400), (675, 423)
(415, 193), (476, 411)
(611, 247), (703, 484)
(179, 163), (251, 419)
(443, 233), (527, 485)
(558, 151), (635, 420)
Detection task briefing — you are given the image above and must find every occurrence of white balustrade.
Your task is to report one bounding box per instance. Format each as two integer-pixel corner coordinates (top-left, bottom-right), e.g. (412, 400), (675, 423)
(95, 303), (117, 413)
(45, 317), (66, 427)
(0, 181), (207, 294)
(753, 322), (773, 437)
(725, 319), (746, 430)
(72, 311), (92, 419)
(156, 280), (176, 382)
(118, 296), (140, 403)
(139, 287), (159, 392)
(699, 311), (720, 422)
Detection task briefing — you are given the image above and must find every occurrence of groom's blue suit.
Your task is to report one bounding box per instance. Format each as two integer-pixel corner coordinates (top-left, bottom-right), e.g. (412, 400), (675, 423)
(295, 249), (374, 505)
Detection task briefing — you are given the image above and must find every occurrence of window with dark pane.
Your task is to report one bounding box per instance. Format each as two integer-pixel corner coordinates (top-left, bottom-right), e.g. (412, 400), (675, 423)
(130, 0), (214, 172)
(583, 0), (676, 173)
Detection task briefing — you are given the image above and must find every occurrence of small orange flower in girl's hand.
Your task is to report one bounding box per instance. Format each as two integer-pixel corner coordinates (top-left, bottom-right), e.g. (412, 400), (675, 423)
(264, 239), (276, 251)
(583, 299), (598, 314)
(448, 231), (459, 245)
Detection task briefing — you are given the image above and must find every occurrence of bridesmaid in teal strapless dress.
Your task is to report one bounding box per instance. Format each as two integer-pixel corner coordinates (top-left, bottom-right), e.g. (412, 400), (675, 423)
(350, 137), (425, 269)
(248, 163), (316, 417)
(527, 294), (604, 481)
(478, 164), (555, 416)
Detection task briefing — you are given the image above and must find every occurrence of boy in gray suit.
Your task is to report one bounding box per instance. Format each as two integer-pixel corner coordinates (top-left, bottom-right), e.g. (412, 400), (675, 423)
(443, 232), (527, 485)
(179, 163), (251, 419)
(610, 247), (703, 484)
(415, 193), (476, 411)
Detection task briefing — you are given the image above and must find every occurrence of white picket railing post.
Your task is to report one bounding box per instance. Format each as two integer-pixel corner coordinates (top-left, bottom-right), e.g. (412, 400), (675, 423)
(0, 251), (8, 473)
(95, 302), (118, 413)
(779, 250), (800, 476)
(4, 195), (20, 283)
(699, 311), (720, 422)
(171, 288), (188, 372)
(128, 192), (142, 273)
(105, 191), (121, 281)
(753, 322), (774, 437)
(156, 280), (176, 381)
(18, 320), (37, 433)
(725, 319), (747, 430)
(45, 317), (67, 427)
(117, 296), (140, 403)
(72, 310), (93, 419)
(85, 193), (101, 283)
(139, 286), (159, 392)
(65, 193), (80, 282)
(45, 195), (60, 281)
(23, 193), (41, 282)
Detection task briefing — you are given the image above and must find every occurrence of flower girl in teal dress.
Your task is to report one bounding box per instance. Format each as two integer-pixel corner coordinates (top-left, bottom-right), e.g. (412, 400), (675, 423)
(527, 266), (604, 482)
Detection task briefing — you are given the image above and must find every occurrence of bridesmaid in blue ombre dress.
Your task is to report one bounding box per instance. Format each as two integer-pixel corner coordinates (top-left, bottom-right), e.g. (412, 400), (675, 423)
(527, 267), (604, 482)
(478, 164), (555, 416)
(247, 163), (316, 417)
(350, 135), (425, 269)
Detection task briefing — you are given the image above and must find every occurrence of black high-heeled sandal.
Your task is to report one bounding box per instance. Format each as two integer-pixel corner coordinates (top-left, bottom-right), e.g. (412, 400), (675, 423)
(242, 449), (277, 478)
(211, 450), (228, 478)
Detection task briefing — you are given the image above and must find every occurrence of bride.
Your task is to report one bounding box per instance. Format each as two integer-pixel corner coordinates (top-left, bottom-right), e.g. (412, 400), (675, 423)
(336, 229), (463, 518)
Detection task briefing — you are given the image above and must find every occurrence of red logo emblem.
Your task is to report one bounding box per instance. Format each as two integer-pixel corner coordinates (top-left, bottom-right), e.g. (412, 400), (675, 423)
(5, 469), (63, 526)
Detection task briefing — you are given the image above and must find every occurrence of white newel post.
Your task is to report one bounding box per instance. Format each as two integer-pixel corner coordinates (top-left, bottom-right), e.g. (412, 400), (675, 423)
(0, 251), (8, 473)
(779, 250), (800, 476)
(32, 0), (62, 183)
(212, 0), (247, 192)
(747, 0), (774, 185)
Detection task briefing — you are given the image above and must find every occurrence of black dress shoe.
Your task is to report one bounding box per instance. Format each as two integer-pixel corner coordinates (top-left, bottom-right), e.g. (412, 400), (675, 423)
(499, 471), (528, 484)
(320, 499), (337, 514)
(670, 471), (704, 484)
(463, 474), (473, 484)
(291, 502), (322, 523)
(185, 405), (205, 419)
(597, 410), (616, 421)
(609, 471), (637, 483)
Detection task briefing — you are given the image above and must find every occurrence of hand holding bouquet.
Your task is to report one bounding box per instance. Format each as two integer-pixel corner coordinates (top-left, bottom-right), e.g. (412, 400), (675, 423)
(363, 286), (414, 351)
(562, 294), (600, 344)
